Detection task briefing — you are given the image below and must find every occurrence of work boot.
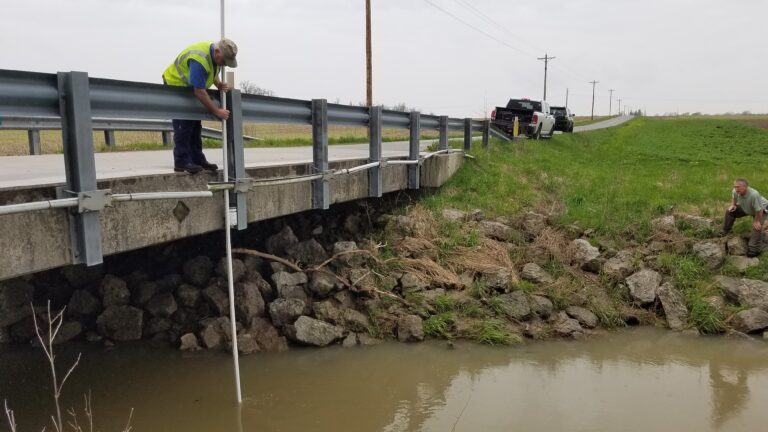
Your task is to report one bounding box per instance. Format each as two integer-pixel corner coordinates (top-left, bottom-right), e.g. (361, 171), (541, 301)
(174, 163), (203, 174)
(200, 162), (219, 173)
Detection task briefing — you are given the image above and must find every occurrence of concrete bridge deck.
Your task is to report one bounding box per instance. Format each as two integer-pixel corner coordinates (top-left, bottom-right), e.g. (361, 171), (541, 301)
(0, 141), (465, 281)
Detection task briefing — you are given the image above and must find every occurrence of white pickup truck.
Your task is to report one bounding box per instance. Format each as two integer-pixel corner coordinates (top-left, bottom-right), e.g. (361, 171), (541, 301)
(491, 98), (556, 139)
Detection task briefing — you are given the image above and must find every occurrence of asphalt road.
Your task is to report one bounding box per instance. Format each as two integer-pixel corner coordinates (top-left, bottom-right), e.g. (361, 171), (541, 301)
(0, 139), (451, 189)
(573, 115), (634, 133)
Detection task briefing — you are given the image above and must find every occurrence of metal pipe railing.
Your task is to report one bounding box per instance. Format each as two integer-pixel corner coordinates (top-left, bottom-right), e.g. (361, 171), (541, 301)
(0, 191), (213, 216)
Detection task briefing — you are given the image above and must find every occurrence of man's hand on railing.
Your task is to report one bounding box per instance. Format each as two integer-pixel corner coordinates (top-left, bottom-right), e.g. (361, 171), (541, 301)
(215, 108), (231, 120)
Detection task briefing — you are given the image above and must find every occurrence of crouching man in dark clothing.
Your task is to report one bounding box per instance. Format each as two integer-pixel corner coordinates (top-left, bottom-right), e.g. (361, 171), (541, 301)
(721, 178), (768, 257)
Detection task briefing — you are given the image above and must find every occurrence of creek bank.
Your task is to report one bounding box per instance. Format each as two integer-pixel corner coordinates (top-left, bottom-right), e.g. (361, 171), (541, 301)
(2, 197), (768, 354)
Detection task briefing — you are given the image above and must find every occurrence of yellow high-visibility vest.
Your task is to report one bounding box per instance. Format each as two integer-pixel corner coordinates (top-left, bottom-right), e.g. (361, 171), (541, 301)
(162, 41), (216, 88)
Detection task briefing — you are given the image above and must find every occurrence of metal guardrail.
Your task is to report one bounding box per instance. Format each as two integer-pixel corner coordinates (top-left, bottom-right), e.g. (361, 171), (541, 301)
(0, 116), (259, 154)
(0, 68), (492, 268)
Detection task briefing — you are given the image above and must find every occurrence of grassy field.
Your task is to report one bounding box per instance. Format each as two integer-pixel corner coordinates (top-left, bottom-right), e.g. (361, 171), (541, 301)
(0, 123), (466, 156)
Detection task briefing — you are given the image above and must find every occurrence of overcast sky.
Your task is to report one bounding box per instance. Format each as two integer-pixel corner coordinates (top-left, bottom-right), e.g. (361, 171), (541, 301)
(5, 0), (768, 117)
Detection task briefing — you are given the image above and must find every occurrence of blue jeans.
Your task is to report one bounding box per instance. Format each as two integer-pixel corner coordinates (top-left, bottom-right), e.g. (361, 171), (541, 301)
(172, 119), (208, 166)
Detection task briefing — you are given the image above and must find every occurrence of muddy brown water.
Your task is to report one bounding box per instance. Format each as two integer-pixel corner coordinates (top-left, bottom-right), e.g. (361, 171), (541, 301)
(2, 328), (768, 432)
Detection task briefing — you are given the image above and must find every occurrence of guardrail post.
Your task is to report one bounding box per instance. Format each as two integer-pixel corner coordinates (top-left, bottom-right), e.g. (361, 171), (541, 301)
(104, 130), (116, 147)
(57, 71), (103, 266)
(27, 130), (41, 155)
(482, 119), (490, 148)
(464, 118), (472, 151)
(311, 99), (330, 210)
(438, 115), (448, 151)
(408, 111), (420, 189)
(162, 130), (172, 146)
(369, 105), (383, 198)
(226, 88), (248, 230)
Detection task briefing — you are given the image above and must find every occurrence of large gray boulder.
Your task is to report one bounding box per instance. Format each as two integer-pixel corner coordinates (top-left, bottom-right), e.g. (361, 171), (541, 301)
(312, 300), (345, 325)
(236, 333), (261, 355)
(625, 269), (662, 306)
(657, 282), (689, 331)
(145, 293), (178, 318)
(481, 268), (517, 291)
(442, 208), (468, 222)
(554, 317), (583, 337)
(272, 272), (308, 290)
(176, 284), (201, 308)
(100, 275), (130, 308)
(521, 263), (554, 284)
(651, 215), (677, 234)
(179, 333), (201, 352)
(215, 257), (246, 283)
(131, 281), (160, 307)
(291, 316), (344, 347)
(332, 241), (365, 267)
(397, 314), (425, 342)
(565, 306), (599, 329)
(268, 298), (306, 327)
(479, 221), (514, 242)
(235, 282), (266, 322)
(182, 256), (214, 286)
(308, 272), (339, 298)
(730, 308), (768, 333)
(343, 308), (371, 333)
(679, 214), (713, 231)
(265, 225), (299, 256)
(244, 271), (275, 303)
(496, 291), (531, 320)
(198, 317), (232, 350)
(729, 256), (760, 272)
(530, 295), (554, 319)
(602, 250), (635, 279)
(727, 237), (749, 256)
(287, 239), (329, 265)
(0, 279), (35, 327)
(247, 317), (288, 352)
(716, 276), (768, 309)
(521, 212), (548, 239)
(96, 306), (143, 341)
(693, 241), (725, 269)
(67, 289), (101, 317)
(400, 272), (427, 293)
(570, 239), (601, 272)
(202, 285), (229, 315)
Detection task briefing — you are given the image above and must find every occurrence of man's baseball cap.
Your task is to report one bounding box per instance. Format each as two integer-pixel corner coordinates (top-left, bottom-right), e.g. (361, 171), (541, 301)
(218, 38), (238, 68)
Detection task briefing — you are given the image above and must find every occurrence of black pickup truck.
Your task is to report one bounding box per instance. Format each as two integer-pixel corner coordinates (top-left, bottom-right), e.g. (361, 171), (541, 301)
(491, 98), (556, 139)
(551, 106), (574, 133)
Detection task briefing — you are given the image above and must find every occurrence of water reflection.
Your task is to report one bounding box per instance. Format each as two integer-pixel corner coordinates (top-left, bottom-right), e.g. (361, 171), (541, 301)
(2, 328), (768, 432)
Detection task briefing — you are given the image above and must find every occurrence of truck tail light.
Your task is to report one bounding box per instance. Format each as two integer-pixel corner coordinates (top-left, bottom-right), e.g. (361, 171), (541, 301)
(491, 109), (496, 120)
(532, 114), (539, 124)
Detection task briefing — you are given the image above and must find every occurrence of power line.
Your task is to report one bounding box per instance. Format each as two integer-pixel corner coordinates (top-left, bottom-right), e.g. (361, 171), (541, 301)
(449, 0), (596, 84)
(421, 0), (532, 57)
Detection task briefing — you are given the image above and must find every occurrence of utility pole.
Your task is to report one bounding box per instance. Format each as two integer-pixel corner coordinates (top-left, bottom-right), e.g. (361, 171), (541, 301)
(365, 0), (372, 106)
(617, 98), (622, 116)
(589, 80), (599, 120)
(608, 89), (615, 116)
(537, 54), (555, 101)
(565, 88), (569, 108)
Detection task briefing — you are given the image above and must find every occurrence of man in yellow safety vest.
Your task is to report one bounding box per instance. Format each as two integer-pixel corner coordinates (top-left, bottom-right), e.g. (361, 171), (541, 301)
(162, 39), (238, 174)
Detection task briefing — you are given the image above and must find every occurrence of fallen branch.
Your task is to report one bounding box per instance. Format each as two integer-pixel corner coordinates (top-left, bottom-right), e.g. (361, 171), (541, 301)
(233, 247), (412, 307)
